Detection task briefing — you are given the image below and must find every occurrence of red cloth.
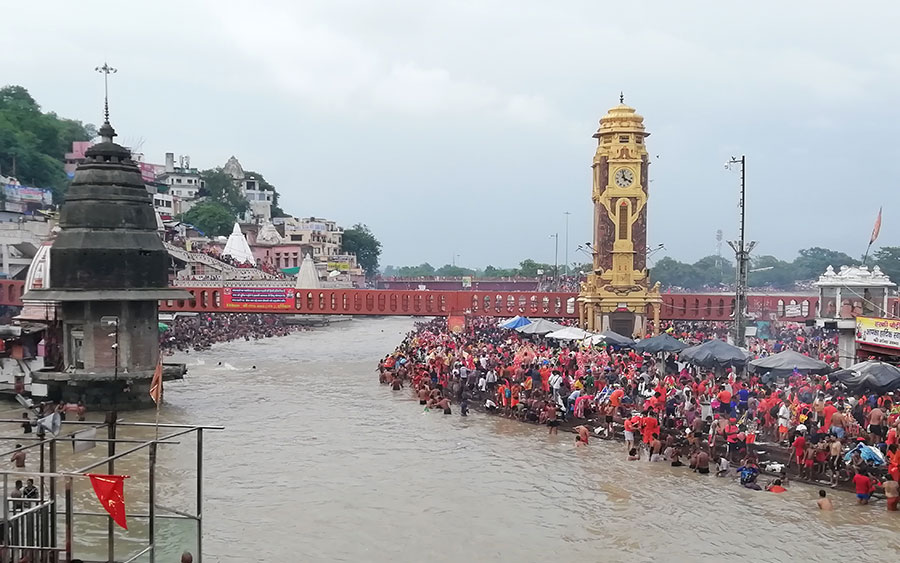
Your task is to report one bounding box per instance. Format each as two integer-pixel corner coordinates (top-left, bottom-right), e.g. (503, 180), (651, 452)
(88, 474), (129, 530)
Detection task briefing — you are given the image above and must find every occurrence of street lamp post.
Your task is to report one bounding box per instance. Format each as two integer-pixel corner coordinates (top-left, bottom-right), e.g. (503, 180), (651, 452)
(549, 233), (559, 290)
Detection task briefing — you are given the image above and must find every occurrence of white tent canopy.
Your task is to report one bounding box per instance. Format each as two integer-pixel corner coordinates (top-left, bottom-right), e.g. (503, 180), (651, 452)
(546, 327), (593, 340)
(516, 319), (566, 335)
(222, 223), (255, 264)
(295, 253), (321, 289)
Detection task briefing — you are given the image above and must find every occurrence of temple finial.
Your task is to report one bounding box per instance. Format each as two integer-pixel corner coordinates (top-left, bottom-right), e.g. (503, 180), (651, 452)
(619, 91), (624, 104)
(94, 62), (118, 142)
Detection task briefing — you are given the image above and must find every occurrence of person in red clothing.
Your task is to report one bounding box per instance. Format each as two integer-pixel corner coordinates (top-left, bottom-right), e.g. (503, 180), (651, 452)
(766, 479), (787, 493)
(853, 469), (876, 504)
(641, 411), (659, 450)
(717, 388), (732, 415)
(791, 432), (807, 470)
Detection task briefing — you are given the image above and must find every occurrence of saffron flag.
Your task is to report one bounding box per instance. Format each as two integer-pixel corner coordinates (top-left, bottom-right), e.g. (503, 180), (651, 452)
(87, 474), (128, 530)
(149, 359), (163, 406)
(870, 207), (882, 244)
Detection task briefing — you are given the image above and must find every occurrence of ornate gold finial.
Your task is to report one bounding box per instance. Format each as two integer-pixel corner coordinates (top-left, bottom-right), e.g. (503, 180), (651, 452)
(620, 91), (624, 104)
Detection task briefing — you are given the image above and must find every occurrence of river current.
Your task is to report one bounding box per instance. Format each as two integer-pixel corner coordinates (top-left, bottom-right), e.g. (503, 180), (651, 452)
(2, 316), (896, 562)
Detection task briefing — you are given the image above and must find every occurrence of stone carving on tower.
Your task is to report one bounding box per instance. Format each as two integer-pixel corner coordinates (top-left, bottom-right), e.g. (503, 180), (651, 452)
(578, 95), (661, 336)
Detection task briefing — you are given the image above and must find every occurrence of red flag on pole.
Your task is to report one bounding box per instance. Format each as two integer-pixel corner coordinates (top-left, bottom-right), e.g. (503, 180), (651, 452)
(149, 359), (163, 406)
(870, 207), (883, 244)
(87, 474), (129, 530)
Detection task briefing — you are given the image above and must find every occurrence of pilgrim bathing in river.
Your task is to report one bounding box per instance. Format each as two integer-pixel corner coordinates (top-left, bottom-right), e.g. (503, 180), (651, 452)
(379, 317), (900, 513)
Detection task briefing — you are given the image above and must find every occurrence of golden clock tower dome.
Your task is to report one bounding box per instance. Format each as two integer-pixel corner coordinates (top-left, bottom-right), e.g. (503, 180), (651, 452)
(578, 95), (661, 336)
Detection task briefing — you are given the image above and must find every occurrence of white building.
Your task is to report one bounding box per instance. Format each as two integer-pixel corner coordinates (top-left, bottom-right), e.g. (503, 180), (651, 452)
(274, 216), (343, 258)
(223, 156), (273, 223)
(157, 153), (204, 203)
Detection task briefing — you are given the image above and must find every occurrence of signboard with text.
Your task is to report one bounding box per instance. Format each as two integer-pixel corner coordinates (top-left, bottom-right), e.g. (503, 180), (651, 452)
(222, 287), (295, 311)
(856, 316), (900, 351)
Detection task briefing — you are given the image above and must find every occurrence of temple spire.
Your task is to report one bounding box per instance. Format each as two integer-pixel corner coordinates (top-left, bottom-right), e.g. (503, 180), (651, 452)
(94, 62), (118, 142)
(620, 91), (624, 104)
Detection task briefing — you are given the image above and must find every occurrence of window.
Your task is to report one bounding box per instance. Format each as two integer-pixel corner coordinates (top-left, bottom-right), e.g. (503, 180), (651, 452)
(635, 136), (643, 144)
(777, 299), (785, 317)
(801, 300), (810, 317)
(617, 200), (629, 240)
(175, 178), (182, 183)
(68, 326), (84, 369)
(619, 135), (629, 143)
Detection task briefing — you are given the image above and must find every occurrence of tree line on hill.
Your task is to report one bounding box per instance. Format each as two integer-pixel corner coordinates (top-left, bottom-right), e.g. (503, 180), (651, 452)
(385, 246), (900, 290)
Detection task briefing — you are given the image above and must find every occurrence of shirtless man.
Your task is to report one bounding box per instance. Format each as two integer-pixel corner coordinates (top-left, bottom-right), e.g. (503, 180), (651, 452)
(696, 449), (710, 474)
(390, 375), (404, 391)
(417, 387), (429, 405)
(868, 407), (887, 443)
(648, 434), (662, 462)
(830, 409), (846, 439)
(437, 397), (452, 415)
(10, 445), (25, 469)
(573, 425), (590, 445)
(882, 476), (899, 511)
(545, 404), (559, 435)
(817, 490), (834, 510)
(603, 403), (616, 437)
(828, 436), (843, 488)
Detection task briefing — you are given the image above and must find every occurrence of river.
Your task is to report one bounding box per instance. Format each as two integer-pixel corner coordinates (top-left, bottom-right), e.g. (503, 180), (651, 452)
(2, 316), (897, 562)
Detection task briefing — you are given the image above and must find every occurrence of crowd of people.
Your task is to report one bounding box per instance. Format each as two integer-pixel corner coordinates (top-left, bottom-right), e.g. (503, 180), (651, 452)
(160, 313), (306, 353)
(379, 317), (900, 512)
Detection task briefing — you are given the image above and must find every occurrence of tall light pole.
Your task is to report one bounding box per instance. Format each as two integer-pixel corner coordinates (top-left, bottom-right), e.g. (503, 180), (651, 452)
(549, 233), (559, 289)
(563, 211), (571, 276)
(726, 155), (755, 345)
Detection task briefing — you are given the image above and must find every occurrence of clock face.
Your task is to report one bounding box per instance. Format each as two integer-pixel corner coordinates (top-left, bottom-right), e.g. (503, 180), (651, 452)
(614, 168), (634, 187)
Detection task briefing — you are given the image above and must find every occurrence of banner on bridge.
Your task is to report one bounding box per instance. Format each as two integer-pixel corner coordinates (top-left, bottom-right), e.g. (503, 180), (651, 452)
(222, 287), (296, 310)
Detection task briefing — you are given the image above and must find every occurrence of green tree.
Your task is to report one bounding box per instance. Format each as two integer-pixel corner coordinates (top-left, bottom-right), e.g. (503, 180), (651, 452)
(180, 201), (235, 237)
(0, 85), (95, 201)
(748, 255), (796, 289)
(342, 223), (382, 277)
(518, 259), (554, 277)
(482, 265), (519, 278)
(199, 168), (248, 216)
(649, 257), (703, 289)
(792, 247), (858, 281)
(434, 264), (475, 277)
(397, 263), (436, 277)
(692, 255), (734, 287)
(873, 246), (900, 284)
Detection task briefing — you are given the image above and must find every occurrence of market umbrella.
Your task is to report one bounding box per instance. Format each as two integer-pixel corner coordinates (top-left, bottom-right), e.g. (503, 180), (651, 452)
(546, 326), (593, 340)
(590, 331), (635, 348)
(831, 360), (900, 394)
(516, 319), (566, 336)
(632, 333), (687, 354)
(500, 316), (532, 329)
(748, 349), (830, 375)
(679, 339), (749, 368)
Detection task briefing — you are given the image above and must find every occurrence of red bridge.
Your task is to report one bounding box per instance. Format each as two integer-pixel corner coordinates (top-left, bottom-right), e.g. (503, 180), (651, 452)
(0, 279), (840, 322)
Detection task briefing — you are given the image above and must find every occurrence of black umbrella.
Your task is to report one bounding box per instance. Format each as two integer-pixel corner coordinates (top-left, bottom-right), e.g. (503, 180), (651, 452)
(633, 333), (687, 354)
(748, 350), (831, 375)
(831, 361), (900, 394)
(592, 331), (635, 348)
(679, 339), (748, 368)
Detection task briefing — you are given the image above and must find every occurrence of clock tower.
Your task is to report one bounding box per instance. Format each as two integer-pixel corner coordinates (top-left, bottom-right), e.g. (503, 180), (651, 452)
(578, 96), (661, 336)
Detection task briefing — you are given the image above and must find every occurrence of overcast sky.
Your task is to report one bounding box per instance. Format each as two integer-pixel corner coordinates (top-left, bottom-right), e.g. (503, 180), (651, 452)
(4, 0), (899, 270)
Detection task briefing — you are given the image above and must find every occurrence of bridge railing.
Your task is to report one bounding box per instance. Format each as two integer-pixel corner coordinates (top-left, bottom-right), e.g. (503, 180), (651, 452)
(161, 288), (581, 317)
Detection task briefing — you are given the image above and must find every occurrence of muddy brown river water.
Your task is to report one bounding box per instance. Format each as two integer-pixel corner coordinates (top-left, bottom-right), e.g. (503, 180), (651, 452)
(3, 317), (897, 562)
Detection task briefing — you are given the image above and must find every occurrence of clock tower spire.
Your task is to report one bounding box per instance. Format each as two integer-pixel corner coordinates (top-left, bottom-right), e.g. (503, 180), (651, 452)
(577, 98), (661, 336)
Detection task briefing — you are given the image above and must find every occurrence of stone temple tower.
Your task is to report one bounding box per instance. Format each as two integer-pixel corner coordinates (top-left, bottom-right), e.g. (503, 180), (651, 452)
(577, 96), (661, 337)
(24, 114), (189, 408)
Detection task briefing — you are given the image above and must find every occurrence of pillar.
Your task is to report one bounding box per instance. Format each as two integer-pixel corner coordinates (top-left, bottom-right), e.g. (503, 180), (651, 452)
(653, 303), (660, 336)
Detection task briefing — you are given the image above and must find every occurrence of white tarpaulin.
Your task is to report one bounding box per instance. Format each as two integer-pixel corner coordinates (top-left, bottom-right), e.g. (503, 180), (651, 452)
(546, 327), (593, 340)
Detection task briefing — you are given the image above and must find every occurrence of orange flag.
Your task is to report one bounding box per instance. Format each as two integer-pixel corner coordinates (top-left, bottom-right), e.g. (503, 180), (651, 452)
(870, 207), (882, 244)
(149, 359), (163, 406)
(87, 474), (128, 530)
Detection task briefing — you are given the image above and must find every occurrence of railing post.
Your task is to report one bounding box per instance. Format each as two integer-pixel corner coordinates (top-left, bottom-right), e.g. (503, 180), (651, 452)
(149, 441), (156, 563)
(107, 411), (117, 563)
(196, 428), (203, 563)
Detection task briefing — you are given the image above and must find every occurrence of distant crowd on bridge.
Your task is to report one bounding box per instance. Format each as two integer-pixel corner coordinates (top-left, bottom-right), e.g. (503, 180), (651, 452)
(380, 317), (900, 512)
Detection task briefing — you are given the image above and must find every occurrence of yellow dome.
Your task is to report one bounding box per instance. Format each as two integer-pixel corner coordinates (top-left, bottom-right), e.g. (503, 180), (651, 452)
(594, 95), (646, 136)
